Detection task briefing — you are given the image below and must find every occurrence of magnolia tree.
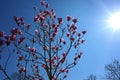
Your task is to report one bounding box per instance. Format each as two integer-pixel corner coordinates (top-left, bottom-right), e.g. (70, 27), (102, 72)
(0, 0), (86, 80)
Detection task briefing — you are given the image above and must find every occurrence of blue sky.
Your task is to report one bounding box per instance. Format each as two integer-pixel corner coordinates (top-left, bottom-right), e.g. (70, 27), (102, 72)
(1, 0), (120, 80)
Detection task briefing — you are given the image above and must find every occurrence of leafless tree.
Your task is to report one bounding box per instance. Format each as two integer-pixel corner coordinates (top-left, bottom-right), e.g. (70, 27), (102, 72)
(105, 59), (120, 80)
(84, 74), (97, 80)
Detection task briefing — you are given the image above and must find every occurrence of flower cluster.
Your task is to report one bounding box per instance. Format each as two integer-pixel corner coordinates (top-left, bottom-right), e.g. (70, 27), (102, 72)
(73, 52), (83, 65)
(0, 28), (24, 46)
(14, 16), (31, 30)
(14, 16), (25, 26)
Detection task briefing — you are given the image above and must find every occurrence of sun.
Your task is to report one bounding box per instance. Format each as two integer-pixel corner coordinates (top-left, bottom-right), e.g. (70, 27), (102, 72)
(107, 12), (120, 31)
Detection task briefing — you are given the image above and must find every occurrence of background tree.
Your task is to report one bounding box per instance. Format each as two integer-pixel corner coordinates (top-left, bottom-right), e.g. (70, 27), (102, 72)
(0, 0), (86, 80)
(84, 74), (97, 80)
(105, 59), (120, 80)
(10, 72), (34, 80)
(10, 72), (25, 80)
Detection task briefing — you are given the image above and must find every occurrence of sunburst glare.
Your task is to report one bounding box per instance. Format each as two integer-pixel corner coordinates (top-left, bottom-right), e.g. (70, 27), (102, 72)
(107, 12), (120, 32)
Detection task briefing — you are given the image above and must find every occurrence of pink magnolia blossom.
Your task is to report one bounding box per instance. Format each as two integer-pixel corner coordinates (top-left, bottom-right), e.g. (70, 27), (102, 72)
(67, 16), (72, 21)
(0, 31), (5, 37)
(74, 56), (78, 61)
(64, 69), (69, 73)
(62, 52), (66, 57)
(60, 68), (64, 72)
(40, 1), (45, 5)
(73, 25), (77, 30)
(63, 41), (66, 45)
(81, 39), (85, 43)
(50, 37), (53, 41)
(60, 38), (64, 42)
(18, 37), (25, 44)
(74, 61), (76, 65)
(43, 45), (48, 51)
(39, 16), (45, 22)
(74, 45), (77, 48)
(78, 55), (81, 59)
(54, 56), (60, 60)
(45, 24), (49, 28)
(54, 26), (58, 32)
(35, 29), (39, 34)
(63, 74), (67, 78)
(14, 16), (19, 23)
(19, 17), (24, 22)
(78, 33), (81, 37)
(30, 47), (36, 53)
(18, 56), (24, 61)
(26, 24), (31, 29)
(71, 24), (77, 30)
(82, 30), (87, 35)
(72, 18), (78, 23)
(72, 30), (76, 34)
(53, 63), (58, 67)
(46, 59), (50, 62)
(18, 30), (22, 35)
(19, 67), (26, 73)
(27, 46), (31, 51)
(66, 32), (70, 37)
(51, 9), (54, 12)
(11, 28), (18, 35)
(5, 40), (11, 46)
(4, 36), (11, 41)
(70, 37), (74, 41)
(34, 16), (39, 22)
(53, 76), (57, 80)
(51, 46), (57, 50)
(45, 4), (49, 8)
(42, 64), (47, 69)
(10, 35), (16, 41)
(60, 57), (66, 63)
(52, 23), (56, 28)
(52, 32), (57, 37)
(78, 51), (83, 58)
(57, 18), (63, 24)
